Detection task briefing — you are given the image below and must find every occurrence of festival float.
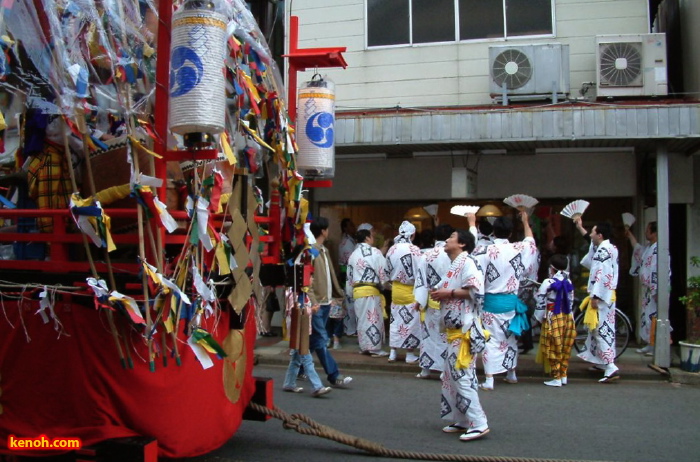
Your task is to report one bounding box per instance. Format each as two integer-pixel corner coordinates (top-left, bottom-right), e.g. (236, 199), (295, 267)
(0, 0), (345, 458)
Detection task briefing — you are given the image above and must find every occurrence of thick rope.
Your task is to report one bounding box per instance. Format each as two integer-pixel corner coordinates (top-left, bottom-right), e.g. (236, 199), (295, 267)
(248, 402), (612, 462)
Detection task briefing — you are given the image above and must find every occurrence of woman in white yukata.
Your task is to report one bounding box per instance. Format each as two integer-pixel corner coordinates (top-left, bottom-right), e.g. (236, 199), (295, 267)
(385, 221), (425, 363)
(346, 228), (389, 357)
(430, 229), (489, 442)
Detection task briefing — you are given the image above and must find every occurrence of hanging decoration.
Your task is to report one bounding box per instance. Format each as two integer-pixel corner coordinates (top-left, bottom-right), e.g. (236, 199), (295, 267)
(296, 75), (336, 178)
(169, 0), (228, 146)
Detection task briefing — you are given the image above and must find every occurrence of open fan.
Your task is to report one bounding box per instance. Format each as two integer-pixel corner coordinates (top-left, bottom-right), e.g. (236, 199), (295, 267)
(503, 194), (538, 211)
(485, 217), (497, 225)
(450, 205), (480, 217)
(622, 212), (636, 228)
(423, 204), (438, 218)
(560, 200), (590, 219)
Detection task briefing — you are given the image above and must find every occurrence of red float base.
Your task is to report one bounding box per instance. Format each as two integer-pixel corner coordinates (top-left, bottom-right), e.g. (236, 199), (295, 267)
(0, 300), (257, 458)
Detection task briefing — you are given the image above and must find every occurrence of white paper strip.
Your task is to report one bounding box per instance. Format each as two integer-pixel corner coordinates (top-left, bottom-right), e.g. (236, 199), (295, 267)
(195, 197), (214, 251)
(153, 196), (178, 233)
(188, 335), (214, 369)
(192, 263), (215, 302)
(87, 278), (110, 298)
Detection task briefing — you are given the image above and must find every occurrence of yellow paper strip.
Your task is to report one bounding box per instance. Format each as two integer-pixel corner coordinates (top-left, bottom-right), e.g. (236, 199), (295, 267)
(240, 123), (274, 152)
(129, 136), (163, 159)
(220, 132), (237, 166)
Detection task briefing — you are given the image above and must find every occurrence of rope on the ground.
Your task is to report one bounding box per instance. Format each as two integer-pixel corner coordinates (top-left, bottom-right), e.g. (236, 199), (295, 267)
(248, 402), (611, 462)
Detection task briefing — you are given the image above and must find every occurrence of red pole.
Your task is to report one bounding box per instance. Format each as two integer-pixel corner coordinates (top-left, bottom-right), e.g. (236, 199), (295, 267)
(287, 15), (299, 124)
(268, 187), (281, 263)
(153, 1), (173, 198)
(152, 0), (174, 259)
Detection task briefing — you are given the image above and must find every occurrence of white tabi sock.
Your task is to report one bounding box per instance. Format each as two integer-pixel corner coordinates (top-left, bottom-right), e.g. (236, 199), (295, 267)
(604, 363), (619, 376)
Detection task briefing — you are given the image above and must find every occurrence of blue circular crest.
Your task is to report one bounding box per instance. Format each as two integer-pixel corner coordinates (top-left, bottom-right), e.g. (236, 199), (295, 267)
(170, 46), (204, 97)
(305, 112), (334, 148)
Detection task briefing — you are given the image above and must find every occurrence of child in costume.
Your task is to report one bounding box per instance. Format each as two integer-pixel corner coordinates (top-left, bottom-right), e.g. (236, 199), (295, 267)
(533, 254), (575, 387)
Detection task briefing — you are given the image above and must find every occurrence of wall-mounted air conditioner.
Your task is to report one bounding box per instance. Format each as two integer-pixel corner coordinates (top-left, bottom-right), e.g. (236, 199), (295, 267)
(489, 43), (570, 101)
(596, 33), (667, 98)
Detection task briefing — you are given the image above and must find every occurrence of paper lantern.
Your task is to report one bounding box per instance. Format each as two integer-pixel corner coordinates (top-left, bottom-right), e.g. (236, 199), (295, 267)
(476, 204), (503, 217)
(169, 0), (227, 146)
(296, 76), (336, 178)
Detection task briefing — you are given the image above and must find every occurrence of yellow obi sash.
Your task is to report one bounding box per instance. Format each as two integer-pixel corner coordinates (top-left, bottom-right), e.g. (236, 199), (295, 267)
(353, 284), (387, 318)
(392, 281), (415, 305)
(446, 328), (472, 370)
(427, 297), (440, 310)
(419, 297), (441, 323)
(580, 291), (616, 331)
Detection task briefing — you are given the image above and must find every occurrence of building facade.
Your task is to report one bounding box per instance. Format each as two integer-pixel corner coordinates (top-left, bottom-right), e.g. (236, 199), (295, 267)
(283, 0), (700, 345)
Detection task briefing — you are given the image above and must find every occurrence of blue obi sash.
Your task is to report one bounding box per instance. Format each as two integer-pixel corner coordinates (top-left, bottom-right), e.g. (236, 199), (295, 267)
(484, 293), (530, 337)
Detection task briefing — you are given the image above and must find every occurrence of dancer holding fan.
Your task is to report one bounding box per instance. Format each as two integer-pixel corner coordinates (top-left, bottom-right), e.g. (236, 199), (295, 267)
(572, 214), (621, 383)
(624, 214), (669, 356)
(472, 199), (537, 390)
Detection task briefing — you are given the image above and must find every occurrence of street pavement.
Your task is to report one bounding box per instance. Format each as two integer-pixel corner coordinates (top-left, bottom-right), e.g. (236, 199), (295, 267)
(253, 330), (690, 384)
(179, 363), (700, 462)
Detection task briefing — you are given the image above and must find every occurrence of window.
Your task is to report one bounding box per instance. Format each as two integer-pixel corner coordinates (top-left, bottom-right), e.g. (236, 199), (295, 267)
(367, 0), (553, 47)
(412, 0), (455, 44)
(367, 0), (409, 47)
(459, 0), (504, 41)
(505, 0), (553, 37)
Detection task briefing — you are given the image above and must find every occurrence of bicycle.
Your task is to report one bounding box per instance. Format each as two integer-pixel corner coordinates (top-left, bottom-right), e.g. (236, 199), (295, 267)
(573, 300), (632, 359)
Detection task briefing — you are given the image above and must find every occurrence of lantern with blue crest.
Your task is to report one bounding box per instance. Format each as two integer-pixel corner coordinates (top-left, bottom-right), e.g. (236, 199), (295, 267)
(296, 75), (336, 179)
(168, 0), (227, 149)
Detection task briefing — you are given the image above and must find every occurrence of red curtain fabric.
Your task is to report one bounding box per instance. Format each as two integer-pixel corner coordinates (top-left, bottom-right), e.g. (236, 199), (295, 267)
(0, 300), (256, 458)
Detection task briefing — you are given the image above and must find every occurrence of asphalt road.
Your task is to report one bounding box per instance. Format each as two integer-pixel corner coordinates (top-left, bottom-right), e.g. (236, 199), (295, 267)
(175, 365), (700, 462)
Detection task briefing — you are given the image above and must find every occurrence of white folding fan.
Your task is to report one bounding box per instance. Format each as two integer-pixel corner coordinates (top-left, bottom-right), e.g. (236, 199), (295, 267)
(450, 205), (480, 217)
(423, 204), (438, 218)
(503, 194), (539, 211)
(560, 200), (590, 219)
(622, 212), (636, 228)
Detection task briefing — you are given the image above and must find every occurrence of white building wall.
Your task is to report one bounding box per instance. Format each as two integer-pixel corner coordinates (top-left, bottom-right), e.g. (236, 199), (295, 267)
(288, 0), (649, 110)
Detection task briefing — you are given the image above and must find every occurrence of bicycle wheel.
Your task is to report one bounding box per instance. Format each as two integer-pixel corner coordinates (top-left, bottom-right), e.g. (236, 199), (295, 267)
(614, 308), (632, 358)
(573, 311), (588, 354)
(573, 308), (632, 359)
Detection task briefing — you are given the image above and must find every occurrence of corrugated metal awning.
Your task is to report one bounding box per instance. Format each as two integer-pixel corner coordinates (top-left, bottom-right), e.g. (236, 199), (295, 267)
(334, 102), (700, 156)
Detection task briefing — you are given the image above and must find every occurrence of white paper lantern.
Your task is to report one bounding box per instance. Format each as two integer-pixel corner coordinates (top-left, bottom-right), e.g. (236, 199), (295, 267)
(169, 2), (227, 140)
(296, 76), (335, 178)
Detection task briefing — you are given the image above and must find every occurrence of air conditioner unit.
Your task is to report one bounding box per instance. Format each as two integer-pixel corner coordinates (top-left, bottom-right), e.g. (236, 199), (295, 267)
(489, 43), (570, 101)
(596, 33), (668, 98)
